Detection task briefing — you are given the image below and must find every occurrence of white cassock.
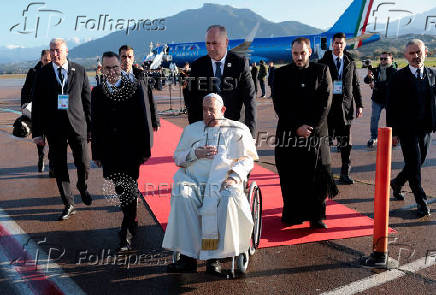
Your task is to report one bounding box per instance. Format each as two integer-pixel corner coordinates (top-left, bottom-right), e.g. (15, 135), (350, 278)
(162, 119), (259, 260)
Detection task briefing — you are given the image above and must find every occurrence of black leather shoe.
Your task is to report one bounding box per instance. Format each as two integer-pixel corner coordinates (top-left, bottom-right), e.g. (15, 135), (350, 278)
(310, 220), (328, 229)
(37, 157), (44, 172)
(79, 190), (92, 206)
(48, 167), (56, 178)
(206, 259), (222, 275)
(167, 254), (197, 273)
(390, 180), (405, 200)
(339, 174), (354, 185)
(58, 205), (76, 220)
(416, 203), (431, 218)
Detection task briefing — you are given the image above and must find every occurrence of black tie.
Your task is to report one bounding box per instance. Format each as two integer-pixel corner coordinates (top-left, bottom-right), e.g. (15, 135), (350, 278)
(416, 70), (421, 80)
(58, 67), (64, 83)
(214, 61), (222, 90)
(336, 57), (341, 79)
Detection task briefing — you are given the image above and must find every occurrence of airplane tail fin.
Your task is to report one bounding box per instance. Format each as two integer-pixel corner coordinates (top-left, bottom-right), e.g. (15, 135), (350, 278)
(327, 0), (374, 48)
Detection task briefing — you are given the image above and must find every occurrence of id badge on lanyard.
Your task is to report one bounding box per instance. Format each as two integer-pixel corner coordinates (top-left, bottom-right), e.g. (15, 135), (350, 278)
(333, 80), (343, 95)
(57, 72), (68, 110)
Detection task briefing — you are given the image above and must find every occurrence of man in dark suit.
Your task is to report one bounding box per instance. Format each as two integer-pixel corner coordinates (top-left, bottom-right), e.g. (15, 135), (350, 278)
(273, 37), (337, 229)
(387, 39), (436, 217)
(251, 62), (258, 95)
(364, 51), (397, 148)
(32, 38), (92, 220)
(119, 44), (160, 131)
(91, 51), (154, 251)
(21, 49), (54, 175)
(319, 32), (363, 185)
(184, 25), (256, 136)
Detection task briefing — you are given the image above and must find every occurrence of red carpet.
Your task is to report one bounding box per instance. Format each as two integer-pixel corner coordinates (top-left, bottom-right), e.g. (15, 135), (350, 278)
(139, 120), (393, 248)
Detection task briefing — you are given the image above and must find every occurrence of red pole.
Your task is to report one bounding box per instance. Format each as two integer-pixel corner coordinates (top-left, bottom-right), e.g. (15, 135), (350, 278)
(372, 127), (392, 255)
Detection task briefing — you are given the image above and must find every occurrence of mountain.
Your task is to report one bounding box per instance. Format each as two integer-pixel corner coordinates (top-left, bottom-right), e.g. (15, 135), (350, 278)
(353, 34), (436, 59)
(69, 3), (322, 60)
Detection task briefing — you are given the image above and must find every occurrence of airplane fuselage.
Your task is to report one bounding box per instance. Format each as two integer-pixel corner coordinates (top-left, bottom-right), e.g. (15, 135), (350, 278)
(153, 32), (380, 67)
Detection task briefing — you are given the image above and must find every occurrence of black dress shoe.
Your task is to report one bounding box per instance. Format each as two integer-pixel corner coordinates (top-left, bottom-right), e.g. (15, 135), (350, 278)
(206, 259), (222, 275)
(416, 203), (431, 218)
(339, 174), (354, 185)
(79, 190), (92, 206)
(167, 254), (197, 273)
(310, 220), (328, 229)
(37, 157), (44, 172)
(58, 205), (76, 220)
(390, 180), (405, 200)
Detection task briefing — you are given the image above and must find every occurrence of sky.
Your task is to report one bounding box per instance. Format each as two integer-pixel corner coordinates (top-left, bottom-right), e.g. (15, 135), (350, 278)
(1, 0), (435, 49)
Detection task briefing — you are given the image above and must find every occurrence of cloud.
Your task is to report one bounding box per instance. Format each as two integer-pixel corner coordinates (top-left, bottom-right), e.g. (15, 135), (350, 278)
(71, 37), (81, 44)
(5, 44), (25, 50)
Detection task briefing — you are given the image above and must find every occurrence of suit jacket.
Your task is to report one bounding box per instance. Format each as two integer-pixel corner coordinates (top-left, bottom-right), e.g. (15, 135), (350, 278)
(132, 66), (160, 128)
(363, 65), (397, 104)
(273, 62), (333, 164)
(319, 50), (363, 126)
(21, 61), (42, 106)
(386, 66), (436, 136)
(91, 80), (152, 169)
(32, 61), (91, 139)
(184, 51), (256, 135)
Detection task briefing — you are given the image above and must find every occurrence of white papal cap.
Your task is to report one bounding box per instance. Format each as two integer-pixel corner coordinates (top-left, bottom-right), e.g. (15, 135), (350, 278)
(203, 93), (224, 107)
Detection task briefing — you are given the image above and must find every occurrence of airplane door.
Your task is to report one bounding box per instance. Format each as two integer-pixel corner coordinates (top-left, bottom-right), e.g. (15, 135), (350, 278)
(314, 36), (328, 60)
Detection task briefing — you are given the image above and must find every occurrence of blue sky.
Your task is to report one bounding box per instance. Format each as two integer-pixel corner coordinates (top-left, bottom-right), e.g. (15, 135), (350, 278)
(1, 0), (435, 48)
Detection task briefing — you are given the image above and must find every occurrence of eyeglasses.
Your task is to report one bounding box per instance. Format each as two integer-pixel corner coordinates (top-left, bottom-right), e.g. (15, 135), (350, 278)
(380, 57), (388, 61)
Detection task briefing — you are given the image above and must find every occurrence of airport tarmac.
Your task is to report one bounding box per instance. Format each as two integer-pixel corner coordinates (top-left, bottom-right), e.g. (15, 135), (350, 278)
(0, 69), (434, 295)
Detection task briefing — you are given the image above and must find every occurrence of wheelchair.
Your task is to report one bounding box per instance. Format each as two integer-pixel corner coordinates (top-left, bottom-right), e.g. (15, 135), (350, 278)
(172, 176), (262, 278)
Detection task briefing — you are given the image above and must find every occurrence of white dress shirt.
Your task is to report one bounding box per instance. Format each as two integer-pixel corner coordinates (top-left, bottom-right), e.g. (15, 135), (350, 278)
(52, 61), (69, 89)
(409, 64), (424, 79)
(211, 52), (227, 76)
(332, 53), (344, 79)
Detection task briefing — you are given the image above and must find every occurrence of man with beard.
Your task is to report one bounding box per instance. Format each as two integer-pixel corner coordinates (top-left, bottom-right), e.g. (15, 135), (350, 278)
(273, 37), (337, 228)
(387, 39), (436, 217)
(91, 51), (154, 250)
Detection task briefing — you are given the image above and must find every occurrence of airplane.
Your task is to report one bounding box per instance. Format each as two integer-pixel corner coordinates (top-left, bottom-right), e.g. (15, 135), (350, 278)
(144, 0), (380, 68)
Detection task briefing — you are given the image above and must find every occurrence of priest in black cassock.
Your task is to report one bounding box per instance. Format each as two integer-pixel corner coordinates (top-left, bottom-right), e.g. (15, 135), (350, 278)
(272, 37), (338, 229)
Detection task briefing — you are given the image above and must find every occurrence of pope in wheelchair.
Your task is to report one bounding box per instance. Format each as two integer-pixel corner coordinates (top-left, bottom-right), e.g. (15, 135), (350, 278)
(163, 93), (259, 275)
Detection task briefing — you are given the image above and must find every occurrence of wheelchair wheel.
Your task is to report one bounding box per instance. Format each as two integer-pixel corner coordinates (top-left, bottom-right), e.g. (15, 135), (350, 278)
(237, 251), (249, 274)
(248, 181), (262, 256)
